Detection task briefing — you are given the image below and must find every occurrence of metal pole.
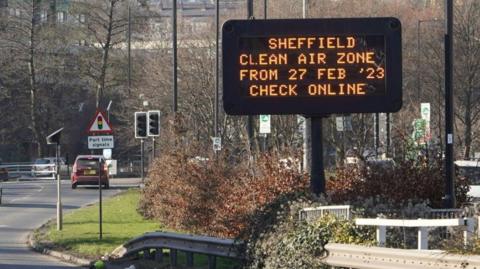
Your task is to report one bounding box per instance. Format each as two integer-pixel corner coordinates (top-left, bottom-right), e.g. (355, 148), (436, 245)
(56, 144), (62, 231)
(417, 20), (421, 100)
(98, 159), (103, 240)
(310, 117), (325, 195)
(141, 139), (144, 182)
(386, 113), (391, 157)
(247, 0), (254, 152)
(302, 0), (311, 172)
(374, 113), (380, 157)
(264, 0), (267, 18)
(128, 0), (131, 95)
(302, 0), (306, 18)
(172, 0), (178, 112)
(214, 0), (219, 140)
(444, 0), (455, 208)
(152, 137), (156, 159)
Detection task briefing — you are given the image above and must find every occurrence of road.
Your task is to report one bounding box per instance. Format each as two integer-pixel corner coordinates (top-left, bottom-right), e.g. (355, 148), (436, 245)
(0, 178), (140, 269)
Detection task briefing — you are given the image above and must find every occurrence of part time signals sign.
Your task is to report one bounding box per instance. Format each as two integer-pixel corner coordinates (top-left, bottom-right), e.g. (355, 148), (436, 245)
(222, 18), (402, 115)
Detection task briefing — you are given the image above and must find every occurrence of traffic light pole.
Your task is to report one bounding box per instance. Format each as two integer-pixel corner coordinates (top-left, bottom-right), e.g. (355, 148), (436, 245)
(152, 137), (156, 158)
(141, 139), (145, 182)
(98, 159), (103, 240)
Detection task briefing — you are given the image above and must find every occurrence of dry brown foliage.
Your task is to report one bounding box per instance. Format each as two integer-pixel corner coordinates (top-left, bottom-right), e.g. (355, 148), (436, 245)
(139, 116), (308, 238)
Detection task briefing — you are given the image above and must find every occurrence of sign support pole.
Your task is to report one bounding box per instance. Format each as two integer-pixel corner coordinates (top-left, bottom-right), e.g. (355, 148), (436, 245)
(310, 116), (325, 195)
(56, 144), (62, 231)
(98, 159), (103, 240)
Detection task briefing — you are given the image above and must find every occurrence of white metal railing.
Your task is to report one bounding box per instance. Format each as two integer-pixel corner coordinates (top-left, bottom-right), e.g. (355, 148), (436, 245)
(324, 243), (480, 269)
(0, 163), (56, 180)
(299, 205), (351, 221)
(355, 217), (475, 250)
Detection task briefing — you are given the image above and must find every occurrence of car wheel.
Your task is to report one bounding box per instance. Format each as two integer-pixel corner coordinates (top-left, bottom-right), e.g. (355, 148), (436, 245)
(71, 183), (77, 189)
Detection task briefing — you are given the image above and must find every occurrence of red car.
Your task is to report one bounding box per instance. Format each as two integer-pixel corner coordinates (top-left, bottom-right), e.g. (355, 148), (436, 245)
(71, 155), (109, 189)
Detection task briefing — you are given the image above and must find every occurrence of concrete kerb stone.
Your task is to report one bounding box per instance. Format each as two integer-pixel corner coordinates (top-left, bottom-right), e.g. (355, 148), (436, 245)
(27, 232), (93, 268)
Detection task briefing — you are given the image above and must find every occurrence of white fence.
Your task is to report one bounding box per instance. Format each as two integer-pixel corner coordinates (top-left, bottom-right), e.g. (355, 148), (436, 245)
(355, 217), (475, 250)
(0, 162), (58, 180)
(299, 205), (351, 221)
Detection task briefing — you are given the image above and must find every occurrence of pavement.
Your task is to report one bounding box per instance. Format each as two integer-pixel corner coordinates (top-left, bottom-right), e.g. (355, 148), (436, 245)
(0, 178), (142, 269)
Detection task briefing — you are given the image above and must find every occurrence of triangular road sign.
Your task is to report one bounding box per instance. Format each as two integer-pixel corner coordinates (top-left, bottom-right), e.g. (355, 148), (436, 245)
(87, 110), (113, 135)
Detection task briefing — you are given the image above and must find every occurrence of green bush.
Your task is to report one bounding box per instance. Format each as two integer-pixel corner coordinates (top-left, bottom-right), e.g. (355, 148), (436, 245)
(240, 195), (375, 269)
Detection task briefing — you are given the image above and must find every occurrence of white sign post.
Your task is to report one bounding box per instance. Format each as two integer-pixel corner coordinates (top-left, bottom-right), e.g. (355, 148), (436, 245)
(88, 136), (114, 149)
(259, 115), (271, 134)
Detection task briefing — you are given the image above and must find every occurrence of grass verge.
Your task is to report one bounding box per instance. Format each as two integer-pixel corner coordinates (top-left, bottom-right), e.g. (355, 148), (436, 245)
(34, 189), (160, 259)
(34, 189), (240, 269)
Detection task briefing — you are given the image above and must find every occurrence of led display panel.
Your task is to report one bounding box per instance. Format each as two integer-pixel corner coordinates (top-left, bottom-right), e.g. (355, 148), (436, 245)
(222, 18), (402, 115)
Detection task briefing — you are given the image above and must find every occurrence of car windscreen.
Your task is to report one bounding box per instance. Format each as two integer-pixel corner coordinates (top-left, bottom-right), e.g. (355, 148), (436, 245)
(77, 159), (100, 168)
(35, 159), (50, 164)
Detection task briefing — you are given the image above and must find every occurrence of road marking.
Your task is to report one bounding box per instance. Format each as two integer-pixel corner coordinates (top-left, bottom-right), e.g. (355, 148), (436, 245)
(9, 184), (45, 203)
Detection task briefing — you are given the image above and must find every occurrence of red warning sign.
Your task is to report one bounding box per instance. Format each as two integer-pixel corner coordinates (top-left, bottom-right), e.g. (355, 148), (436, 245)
(86, 110), (113, 135)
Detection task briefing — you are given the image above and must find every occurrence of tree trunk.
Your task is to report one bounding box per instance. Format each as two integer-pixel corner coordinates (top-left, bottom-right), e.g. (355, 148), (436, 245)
(97, 0), (116, 108)
(463, 94), (472, 159)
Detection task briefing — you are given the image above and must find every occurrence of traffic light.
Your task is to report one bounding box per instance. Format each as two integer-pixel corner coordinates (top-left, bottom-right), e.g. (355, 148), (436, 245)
(147, 110), (160, 137)
(135, 112), (147, 139)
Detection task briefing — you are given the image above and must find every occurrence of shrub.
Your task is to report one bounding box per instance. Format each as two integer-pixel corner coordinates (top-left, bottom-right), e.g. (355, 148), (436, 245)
(240, 195), (375, 269)
(139, 138), (309, 238)
(327, 158), (470, 208)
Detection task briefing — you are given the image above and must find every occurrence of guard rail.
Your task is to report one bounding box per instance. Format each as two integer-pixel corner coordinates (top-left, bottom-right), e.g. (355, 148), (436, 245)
(112, 231), (480, 269)
(112, 231), (241, 269)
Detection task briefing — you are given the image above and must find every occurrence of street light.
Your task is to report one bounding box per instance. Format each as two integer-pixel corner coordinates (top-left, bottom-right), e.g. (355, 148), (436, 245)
(106, 100), (113, 122)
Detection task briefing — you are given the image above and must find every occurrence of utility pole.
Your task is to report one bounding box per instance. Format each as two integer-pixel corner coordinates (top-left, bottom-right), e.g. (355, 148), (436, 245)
(247, 0), (254, 153)
(444, 0), (455, 208)
(172, 0), (178, 113)
(128, 0), (132, 95)
(264, 0), (267, 18)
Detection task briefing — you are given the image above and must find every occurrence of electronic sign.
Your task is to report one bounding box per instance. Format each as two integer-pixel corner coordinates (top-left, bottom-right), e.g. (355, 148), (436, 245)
(222, 18), (402, 115)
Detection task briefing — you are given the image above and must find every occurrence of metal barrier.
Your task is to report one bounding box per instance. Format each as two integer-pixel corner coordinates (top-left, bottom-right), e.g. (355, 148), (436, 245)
(0, 163), (57, 180)
(111, 231), (241, 269)
(112, 231), (480, 269)
(324, 243), (480, 269)
(299, 205), (351, 221)
(355, 217), (475, 250)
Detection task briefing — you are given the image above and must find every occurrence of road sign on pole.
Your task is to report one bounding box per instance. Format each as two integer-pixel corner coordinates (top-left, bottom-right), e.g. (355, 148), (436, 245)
(88, 136), (114, 149)
(87, 110), (113, 135)
(212, 137), (222, 151)
(259, 115), (271, 134)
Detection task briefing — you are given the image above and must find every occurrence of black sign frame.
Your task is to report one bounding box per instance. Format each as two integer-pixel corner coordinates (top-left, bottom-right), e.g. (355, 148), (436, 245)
(222, 18), (402, 116)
